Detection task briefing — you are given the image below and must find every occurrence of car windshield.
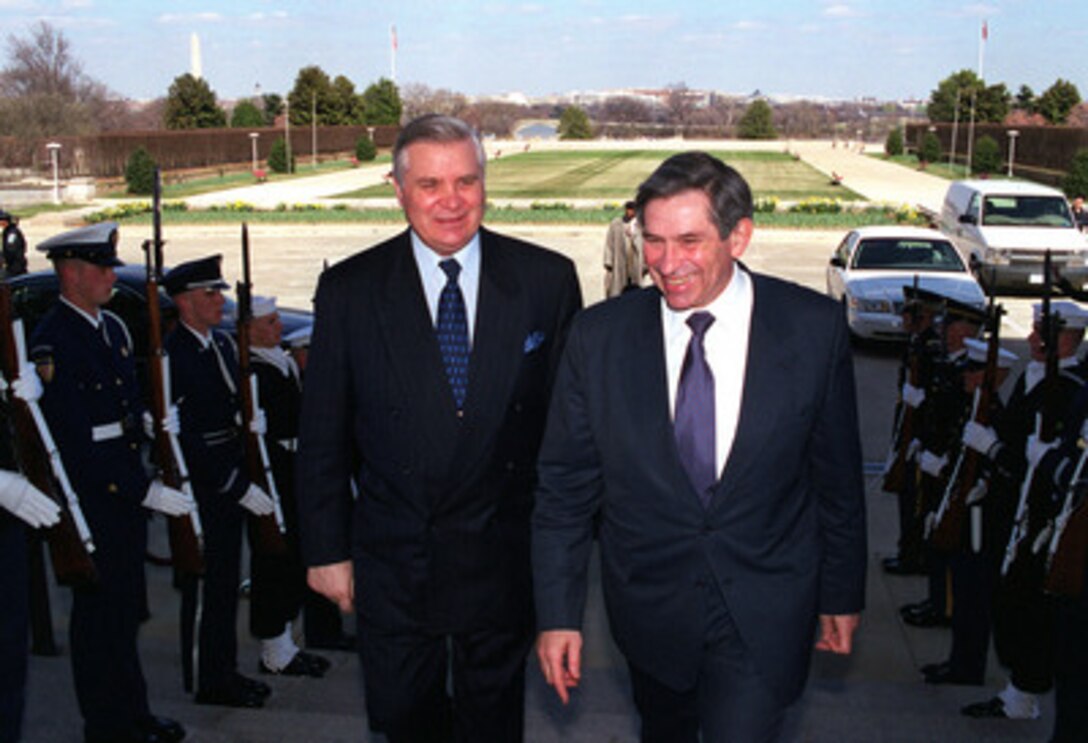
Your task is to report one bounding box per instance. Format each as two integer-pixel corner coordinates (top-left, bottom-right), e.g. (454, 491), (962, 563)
(980, 195), (1074, 228)
(851, 238), (966, 272)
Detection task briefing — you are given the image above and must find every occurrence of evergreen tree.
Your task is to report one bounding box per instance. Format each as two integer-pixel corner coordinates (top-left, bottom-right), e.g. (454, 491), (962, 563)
(558, 105), (593, 140)
(363, 78), (403, 125)
(230, 100), (265, 128)
(920, 132), (942, 164)
(738, 99), (778, 139)
(972, 135), (1001, 175)
(124, 147), (156, 195)
(1063, 149), (1088, 199)
(884, 127), (904, 157)
(163, 73), (226, 129)
(1036, 79), (1081, 125)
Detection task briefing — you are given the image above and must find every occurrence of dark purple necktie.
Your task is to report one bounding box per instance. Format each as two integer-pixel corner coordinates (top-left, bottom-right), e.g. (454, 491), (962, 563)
(437, 258), (470, 410)
(674, 311), (716, 506)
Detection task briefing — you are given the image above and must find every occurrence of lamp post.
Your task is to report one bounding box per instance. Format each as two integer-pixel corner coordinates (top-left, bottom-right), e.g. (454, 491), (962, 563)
(46, 142), (61, 204)
(249, 132), (260, 172)
(1006, 129), (1020, 178)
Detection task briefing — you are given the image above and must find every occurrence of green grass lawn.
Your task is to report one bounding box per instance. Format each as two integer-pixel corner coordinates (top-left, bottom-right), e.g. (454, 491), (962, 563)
(336, 150), (861, 201)
(100, 155), (392, 200)
(874, 153), (972, 181)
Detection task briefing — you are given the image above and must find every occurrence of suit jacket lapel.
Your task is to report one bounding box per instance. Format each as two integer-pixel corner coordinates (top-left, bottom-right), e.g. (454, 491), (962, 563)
(714, 274), (795, 502)
(456, 228), (524, 464)
(376, 232), (462, 450)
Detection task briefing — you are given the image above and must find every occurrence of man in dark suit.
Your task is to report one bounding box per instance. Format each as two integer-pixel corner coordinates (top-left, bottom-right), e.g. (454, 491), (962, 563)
(296, 114), (582, 742)
(533, 152), (867, 742)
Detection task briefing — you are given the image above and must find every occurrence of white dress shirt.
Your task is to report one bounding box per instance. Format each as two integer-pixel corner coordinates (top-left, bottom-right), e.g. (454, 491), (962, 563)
(411, 230), (481, 343)
(662, 267), (754, 478)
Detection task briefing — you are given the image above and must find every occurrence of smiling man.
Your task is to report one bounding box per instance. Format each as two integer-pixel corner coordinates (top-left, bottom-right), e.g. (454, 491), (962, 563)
(296, 115), (581, 743)
(533, 152), (867, 742)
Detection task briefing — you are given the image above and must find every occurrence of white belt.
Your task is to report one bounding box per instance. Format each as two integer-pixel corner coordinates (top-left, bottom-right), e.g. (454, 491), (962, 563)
(91, 422), (124, 442)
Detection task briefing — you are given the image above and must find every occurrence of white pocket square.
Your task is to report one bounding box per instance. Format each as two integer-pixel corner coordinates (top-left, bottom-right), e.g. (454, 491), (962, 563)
(523, 331), (545, 354)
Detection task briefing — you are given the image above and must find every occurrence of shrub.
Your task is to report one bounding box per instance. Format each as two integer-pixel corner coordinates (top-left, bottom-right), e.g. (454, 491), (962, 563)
(268, 137), (295, 174)
(789, 197), (843, 214)
(972, 135), (1001, 175)
(354, 134), (377, 162)
(124, 147), (157, 195)
(1063, 149), (1088, 199)
(884, 128), (904, 157)
(920, 132), (942, 164)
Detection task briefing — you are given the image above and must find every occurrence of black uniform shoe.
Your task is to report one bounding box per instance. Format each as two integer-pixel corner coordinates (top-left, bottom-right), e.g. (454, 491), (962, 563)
(903, 607), (951, 628)
(138, 715), (186, 743)
(920, 660), (949, 677)
(883, 557), (926, 575)
(195, 677), (266, 708)
(306, 633), (356, 652)
(961, 697), (1009, 718)
(259, 650), (330, 677)
(923, 665), (983, 685)
(233, 672), (272, 699)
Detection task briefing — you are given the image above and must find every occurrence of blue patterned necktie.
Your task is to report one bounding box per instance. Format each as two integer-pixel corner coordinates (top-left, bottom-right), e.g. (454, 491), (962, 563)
(674, 311), (716, 507)
(437, 258), (470, 410)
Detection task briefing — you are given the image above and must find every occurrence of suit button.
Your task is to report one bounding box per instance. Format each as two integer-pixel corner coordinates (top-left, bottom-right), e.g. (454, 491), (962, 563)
(505, 461), (515, 472)
(512, 402), (523, 413)
(107, 483), (119, 494)
(115, 378), (122, 386)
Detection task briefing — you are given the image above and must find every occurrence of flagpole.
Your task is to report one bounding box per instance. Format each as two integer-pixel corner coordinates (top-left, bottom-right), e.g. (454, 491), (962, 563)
(390, 24), (397, 83)
(978, 20), (987, 80)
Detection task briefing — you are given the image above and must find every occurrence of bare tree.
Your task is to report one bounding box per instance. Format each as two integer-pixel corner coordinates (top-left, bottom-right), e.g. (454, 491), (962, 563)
(400, 83), (468, 121)
(0, 21), (120, 138)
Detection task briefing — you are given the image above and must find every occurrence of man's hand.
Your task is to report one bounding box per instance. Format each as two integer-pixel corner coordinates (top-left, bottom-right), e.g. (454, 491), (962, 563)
(814, 613), (860, 654)
(307, 561), (354, 613)
(536, 630), (583, 705)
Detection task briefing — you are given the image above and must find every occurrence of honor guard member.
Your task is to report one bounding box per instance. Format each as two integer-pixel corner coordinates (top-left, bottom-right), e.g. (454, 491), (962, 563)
(0, 210), (27, 277)
(919, 338), (1018, 694)
(163, 256), (275, 709)
(883, 285), (944, 576)
(901, 295), (987, 637)
(0, 376), (60, 743)
(243, 298), (331, 674)
(29, 222), (190, 743)
(959, 301), (1088, 720)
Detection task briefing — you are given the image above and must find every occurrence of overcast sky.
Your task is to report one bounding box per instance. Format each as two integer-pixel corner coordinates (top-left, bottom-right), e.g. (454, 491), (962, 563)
(4, 0), (1086, 103)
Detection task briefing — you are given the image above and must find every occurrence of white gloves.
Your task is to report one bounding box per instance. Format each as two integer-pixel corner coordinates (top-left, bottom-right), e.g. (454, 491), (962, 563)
(965, 479), (988, 505)
(142, 406), (181, 439)
(12, 364), (43, 403)
(901, 382), (925, 409)
(1025, 434), (1059, 470)
(249, 409), (267, 436)
(919, 450), (948, 477)
(906, 438), (922, 462)
(0, 470), (60, 528)
(962, 422), (998, 456)
(239, 483), (275, 516)
(142, 479), (195, 516)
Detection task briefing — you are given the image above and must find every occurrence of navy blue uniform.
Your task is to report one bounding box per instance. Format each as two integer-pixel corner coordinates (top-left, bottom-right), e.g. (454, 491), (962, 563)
(0, 400), (29, 743)
(165, 324), (249, 696)
(30, 301), (152, 742)
(248, 351), (306, 641)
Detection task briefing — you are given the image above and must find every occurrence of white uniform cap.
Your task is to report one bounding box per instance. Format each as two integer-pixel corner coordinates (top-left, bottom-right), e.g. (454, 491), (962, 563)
(963, 337), (1018, 367)
(1032, 300), (1088, 329)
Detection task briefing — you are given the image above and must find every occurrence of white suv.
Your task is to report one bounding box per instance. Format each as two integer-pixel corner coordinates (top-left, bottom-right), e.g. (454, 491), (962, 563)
(938, 179), (1088, 294)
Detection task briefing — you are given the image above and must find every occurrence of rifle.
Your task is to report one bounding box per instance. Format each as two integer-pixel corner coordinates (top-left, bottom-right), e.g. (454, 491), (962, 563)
(0, 283), (97, 586)
(1045, 443), (1088, 598)
(882, 276), (923, 493)
(236, 224), (287, 555)
(143, 166), (204, 577)
(931, 300), (1004, 552)
(1002, 250), (1062, 592)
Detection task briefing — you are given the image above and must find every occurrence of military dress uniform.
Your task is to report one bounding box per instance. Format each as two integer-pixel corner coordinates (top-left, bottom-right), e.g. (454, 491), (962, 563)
(163, 257), (270, 708)
(960, 303), (1088, 719)
(246, 312), (328, 675)
(29, 223), (185, 743)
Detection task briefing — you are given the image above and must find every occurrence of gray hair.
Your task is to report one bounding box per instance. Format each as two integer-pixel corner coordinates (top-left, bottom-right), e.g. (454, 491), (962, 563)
(392, 114), (486, 186)
(635, 151), (753, 239)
